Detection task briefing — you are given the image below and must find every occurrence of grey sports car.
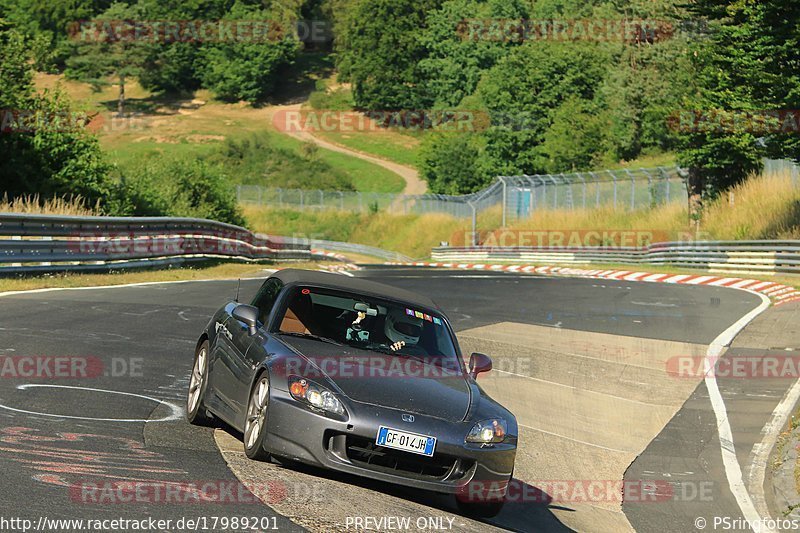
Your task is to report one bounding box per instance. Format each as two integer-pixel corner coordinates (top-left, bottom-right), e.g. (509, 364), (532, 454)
(187, 269), (517, 517)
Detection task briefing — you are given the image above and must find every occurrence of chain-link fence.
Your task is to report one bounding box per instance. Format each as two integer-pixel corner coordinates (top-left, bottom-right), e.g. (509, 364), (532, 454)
(764, 158), (800, 187)
(498, 167), (686, 223)
(237, 166), (688, 221)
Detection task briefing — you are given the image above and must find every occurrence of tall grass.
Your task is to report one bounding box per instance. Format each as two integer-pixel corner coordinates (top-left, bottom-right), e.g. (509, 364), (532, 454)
(243, 171), (800, 257)
(701, 170), (800, 240)
(0, 194), (100, 216)
(243, 205), (468, 258)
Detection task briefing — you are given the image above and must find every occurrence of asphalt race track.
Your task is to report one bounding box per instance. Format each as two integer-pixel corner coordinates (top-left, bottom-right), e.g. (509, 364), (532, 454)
(0, 266), (784, 532)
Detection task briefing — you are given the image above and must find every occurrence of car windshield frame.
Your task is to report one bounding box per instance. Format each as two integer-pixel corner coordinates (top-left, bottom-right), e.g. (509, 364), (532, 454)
(268, 283), (463, 366)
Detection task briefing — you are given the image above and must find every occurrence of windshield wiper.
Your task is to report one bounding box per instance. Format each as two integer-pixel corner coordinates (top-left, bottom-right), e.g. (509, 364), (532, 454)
(278, 332), (343, 346)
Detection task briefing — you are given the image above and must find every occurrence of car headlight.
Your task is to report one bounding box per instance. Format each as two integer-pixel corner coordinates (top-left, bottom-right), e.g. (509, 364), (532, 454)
(288, 376), (345, 415)
(466, 419), (507, 443)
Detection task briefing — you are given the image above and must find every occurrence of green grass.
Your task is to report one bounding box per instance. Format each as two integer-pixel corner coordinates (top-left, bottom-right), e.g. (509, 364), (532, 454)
(603, 151), (677, 170)
(265, 131), (405, 193)
(307, 79), (354, 111)
(316, 130), (421, 168)
(244, 205), (471, 259)
(305, 75), (422, 169)
(244, 170), (800, 260)
(35, 73), (406, 194)
(105, 139), (220, 173)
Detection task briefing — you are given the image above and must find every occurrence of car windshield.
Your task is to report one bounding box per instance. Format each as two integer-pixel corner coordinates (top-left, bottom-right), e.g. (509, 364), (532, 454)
(275, 285), (458, 361)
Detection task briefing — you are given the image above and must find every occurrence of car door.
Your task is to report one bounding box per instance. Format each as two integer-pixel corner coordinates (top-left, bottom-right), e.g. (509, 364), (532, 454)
(215, 278), (284, 425)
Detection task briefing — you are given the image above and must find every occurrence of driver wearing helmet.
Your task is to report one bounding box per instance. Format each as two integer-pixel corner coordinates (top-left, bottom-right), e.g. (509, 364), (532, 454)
(384, 307), (425, 355)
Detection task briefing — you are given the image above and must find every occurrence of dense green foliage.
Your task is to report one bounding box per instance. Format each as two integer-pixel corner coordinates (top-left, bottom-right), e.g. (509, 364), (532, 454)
(678, 0), (800, 203)
(334, 0), (800, 199)
(337, 0), (443, 110)
(0, 25), (112, 204)
(110, 158), (246, 225)
(332, 0), (699, 192)
(4, 0), (306, 104)
(0, 22), (248, 226)
(203, 133), (356, 190)
(3, 0), (799, 215)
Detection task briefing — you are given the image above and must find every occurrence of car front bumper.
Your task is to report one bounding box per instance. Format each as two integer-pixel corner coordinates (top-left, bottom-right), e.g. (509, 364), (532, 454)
(264, 389), (516, 496)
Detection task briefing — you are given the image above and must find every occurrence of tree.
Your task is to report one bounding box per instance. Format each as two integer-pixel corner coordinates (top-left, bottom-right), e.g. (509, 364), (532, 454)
(335, 0), (442, 110)
(0, 25), (111, 205)
(677, 0), (800, 217)
(420, 132), (489, 194)
(474, 41), (609, 176)
(599, 32), (694, 162)
(197, 2), (300, 103)
(0, 0), (116, 67)
(417, 0), (528, 109)
(65, 2), (148, 115)
(539, 96), (612, 172)
(111, 158), (246, 226)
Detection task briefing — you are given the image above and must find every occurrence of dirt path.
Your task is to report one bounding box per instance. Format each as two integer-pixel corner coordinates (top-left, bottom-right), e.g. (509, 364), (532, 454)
(270, 104), (427, 195)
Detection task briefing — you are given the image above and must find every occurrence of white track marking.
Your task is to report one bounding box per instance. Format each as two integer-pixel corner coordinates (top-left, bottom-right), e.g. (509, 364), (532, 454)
(0, 384), (183, 422)
(704, 291), (773, 531)
(746, 369), (800, 523)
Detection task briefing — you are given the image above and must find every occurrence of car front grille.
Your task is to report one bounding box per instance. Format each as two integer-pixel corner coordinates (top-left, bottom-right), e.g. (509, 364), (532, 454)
(334, 434), (473, 481)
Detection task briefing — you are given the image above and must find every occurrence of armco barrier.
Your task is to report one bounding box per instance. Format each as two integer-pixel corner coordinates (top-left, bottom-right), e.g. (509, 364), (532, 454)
(431, 241), (800, 276)
(0, 213), (311, 273)
(310, 239), (411, 263)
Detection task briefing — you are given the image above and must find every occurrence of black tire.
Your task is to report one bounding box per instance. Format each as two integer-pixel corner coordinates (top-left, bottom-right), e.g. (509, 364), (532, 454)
(244, 372), (272, 461)
(186, 340), (213, 426)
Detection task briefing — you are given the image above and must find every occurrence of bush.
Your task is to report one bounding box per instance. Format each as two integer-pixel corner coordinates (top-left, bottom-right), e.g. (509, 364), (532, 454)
(197, 3), (299, 103)
(0, 28), (112, 207)
(308, 79), (354, 111)
(420, 132), (491, 194)
(202, 133), (356, 191)
(111, 159), (246, 227)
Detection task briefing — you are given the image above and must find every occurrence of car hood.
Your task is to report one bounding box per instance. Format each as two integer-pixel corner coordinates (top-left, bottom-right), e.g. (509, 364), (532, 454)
(279, 337), (472, 421)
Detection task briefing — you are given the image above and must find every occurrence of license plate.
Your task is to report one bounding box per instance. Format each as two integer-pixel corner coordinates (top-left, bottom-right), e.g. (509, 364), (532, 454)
(376, 426), (436, 457)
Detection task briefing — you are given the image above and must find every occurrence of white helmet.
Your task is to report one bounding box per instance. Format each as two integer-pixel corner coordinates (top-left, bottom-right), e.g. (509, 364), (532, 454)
(384, 308), (423, 345)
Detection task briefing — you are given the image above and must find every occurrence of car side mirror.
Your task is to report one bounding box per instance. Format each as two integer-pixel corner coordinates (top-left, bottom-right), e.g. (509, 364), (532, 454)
(469, 352), (492, 379)
(232, 304), (259, 336)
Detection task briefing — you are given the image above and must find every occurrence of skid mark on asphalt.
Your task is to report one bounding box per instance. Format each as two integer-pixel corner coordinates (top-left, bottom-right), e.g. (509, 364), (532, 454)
(0, 426), (186, 489)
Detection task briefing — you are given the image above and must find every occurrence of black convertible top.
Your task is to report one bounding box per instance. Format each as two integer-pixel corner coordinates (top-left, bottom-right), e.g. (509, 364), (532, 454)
(272, 269), (439, 310)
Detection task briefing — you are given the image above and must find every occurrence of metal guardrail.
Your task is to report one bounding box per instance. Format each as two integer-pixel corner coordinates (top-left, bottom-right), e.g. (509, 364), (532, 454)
(310, 239), (411, 262)
(431, 241), (800, 275)
(0, 213), (312, 273)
